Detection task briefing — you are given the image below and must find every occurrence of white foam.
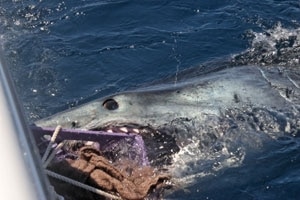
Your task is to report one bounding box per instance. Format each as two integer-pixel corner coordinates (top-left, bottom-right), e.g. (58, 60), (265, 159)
(169, 137), (246, 188)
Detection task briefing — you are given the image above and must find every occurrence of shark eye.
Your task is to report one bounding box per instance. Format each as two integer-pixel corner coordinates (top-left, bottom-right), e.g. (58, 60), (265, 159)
(71, 121), (78, 128)
(103, 98), (119, 110)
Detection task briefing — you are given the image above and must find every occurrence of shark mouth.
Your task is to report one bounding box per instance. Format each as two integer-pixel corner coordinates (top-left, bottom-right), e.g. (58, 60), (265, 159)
(31, 125), (149, 165)
(32, 122), (180, 166)
(91, 122), (181, 166)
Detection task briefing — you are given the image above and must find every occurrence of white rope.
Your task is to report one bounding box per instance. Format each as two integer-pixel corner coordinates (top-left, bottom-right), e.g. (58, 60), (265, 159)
(45, 169), (122, 200)
(42, 125), (62, 163)
(43, 142), (64, 168)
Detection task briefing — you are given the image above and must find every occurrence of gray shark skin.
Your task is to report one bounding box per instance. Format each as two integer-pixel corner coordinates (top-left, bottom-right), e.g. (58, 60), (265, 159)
(35, 65), (300, 129)
(35, 65), (300, 178)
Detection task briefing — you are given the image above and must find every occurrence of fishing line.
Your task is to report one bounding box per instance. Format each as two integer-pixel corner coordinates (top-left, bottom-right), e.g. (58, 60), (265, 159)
(171, 32), (182, 85)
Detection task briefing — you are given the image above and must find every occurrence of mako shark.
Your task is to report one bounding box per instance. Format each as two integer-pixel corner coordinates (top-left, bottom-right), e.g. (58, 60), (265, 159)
(35, 65), (300, 170)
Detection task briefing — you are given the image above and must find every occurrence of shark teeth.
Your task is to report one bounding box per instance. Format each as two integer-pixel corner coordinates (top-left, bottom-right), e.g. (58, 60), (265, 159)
(132, 128), (140, 134)
(119, 127), (128, 133)
(97, 124), (149, 135)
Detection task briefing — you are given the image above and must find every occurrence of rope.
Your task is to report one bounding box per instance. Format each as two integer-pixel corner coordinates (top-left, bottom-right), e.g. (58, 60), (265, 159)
(45, 169), (122, 200)
(43, 142), (64, 168)
(42, 125), (62, 163)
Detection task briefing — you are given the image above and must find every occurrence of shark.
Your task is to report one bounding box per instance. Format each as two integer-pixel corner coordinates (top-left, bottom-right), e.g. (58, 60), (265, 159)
(34, 65), (300, 171)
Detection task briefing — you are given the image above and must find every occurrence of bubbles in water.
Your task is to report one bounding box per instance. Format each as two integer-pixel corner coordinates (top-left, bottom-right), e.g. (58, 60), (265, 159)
(14, 19), (21, 26)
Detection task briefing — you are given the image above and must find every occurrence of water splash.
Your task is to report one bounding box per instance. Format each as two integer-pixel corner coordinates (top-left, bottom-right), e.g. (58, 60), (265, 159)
(232, 23), (300, 66)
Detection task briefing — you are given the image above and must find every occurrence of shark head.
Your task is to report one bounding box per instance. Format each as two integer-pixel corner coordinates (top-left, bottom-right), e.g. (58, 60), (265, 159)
(35, 65), (294, 130)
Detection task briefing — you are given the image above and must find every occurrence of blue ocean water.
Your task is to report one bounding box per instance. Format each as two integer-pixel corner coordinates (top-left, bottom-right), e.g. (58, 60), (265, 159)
(0, 0), (300, 199)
